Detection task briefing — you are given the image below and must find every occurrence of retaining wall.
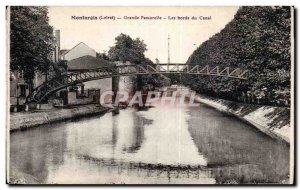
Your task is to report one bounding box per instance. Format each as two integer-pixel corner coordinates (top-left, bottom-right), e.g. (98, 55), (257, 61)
(192, 94), (291, 144)
(10, 105), (110, 131)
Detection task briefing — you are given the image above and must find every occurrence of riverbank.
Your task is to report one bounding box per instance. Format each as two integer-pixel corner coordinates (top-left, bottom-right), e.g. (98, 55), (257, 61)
(9, 104), (111, 131)
(192, 94), (291, 144)
(9, 168), (41, 184)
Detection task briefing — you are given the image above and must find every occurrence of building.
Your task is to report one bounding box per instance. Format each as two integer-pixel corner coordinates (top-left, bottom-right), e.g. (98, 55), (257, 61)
(10, 70), (29, 111)
(58, 42), (113, 105)
(10, 30), (60, 111)
(48, 30), (61, 63)
(66, 55), (112, 105)
(60, 42), (97, 61)
(10, 28), (135, 109)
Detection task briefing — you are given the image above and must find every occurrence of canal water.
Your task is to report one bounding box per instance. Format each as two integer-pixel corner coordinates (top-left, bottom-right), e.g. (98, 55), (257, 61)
(9, 96), (290, 184)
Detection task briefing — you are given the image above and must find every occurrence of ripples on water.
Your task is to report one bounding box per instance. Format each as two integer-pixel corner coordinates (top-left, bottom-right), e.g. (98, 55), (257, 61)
(10, 99), (289, 184)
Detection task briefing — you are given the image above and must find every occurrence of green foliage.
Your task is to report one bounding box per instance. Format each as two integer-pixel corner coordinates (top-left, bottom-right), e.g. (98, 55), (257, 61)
(10, 6), (54, 81)
(184, 6), (291, 105)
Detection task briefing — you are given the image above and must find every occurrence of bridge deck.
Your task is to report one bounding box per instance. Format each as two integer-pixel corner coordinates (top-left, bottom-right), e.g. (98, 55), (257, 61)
(27, 64), (248, 103)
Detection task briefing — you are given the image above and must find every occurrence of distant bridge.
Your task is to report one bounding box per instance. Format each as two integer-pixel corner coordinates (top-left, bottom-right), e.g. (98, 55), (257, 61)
(26, 63), (248, 103)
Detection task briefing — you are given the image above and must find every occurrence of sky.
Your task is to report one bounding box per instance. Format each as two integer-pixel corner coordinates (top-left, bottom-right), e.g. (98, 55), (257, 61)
(48, 6), (239, 63)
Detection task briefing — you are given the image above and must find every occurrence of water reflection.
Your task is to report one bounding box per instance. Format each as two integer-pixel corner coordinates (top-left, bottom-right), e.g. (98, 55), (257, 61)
(10, 98), (289, 184)
(10, 125), (68, 183)
(187, 104), (289, 183)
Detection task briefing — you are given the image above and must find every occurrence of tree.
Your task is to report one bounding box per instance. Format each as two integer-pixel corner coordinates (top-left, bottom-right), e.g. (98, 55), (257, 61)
(96, 52), (110, 61)
(108, 33), (167, 89)
(108, 33), (147, 64)
(10, 6), (54, 81)
(183, 6), (291, 105)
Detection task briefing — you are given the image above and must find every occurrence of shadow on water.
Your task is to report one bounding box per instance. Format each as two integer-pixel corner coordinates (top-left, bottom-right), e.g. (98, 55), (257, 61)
(77, 154), (212, 183)
(9, 100), (290, 184)
(187, 104), (290, 184)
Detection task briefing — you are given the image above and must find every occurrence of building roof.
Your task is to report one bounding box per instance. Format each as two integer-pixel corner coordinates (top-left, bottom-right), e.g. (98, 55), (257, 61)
(61, 42), (95, 58)
(67, 55), (112, 71)
(59, 49), (69, 56)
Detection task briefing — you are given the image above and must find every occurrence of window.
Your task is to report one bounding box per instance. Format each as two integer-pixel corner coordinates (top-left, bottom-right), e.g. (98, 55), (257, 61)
(18, 70), (24, 79)
(19, 85), (26, 97)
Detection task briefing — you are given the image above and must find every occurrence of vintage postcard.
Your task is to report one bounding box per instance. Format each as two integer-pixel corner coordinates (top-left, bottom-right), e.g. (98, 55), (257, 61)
(6, 6), (294, 185)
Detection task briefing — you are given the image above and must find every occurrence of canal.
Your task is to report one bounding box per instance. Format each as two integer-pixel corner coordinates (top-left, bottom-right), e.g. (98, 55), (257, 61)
(9, 96), (290, 184)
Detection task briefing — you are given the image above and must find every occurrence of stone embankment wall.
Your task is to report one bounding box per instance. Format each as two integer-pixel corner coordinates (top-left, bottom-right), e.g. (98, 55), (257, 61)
(10, 105), (110, 131)
(192, 94), (291, 144)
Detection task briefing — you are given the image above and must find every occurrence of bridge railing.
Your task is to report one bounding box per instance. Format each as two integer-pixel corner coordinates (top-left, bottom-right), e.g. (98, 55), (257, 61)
(113, 64), (248, 79)
(27, 64), (248, 103)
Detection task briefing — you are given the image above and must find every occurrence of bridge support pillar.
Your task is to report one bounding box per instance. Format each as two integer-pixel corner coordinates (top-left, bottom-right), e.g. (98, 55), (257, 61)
(112, 76), (119, 105)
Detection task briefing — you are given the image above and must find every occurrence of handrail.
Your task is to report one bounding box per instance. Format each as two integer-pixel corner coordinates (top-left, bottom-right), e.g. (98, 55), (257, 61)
(26, 63), (248, 103)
